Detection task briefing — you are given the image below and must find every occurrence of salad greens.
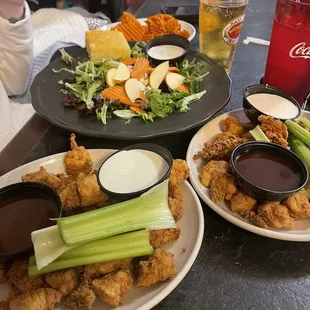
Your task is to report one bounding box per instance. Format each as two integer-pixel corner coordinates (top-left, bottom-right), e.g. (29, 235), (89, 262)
(54, 48), (208, 125)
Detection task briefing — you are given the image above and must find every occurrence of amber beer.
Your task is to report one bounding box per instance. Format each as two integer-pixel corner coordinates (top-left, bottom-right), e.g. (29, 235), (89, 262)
(199, 0), (248, 72)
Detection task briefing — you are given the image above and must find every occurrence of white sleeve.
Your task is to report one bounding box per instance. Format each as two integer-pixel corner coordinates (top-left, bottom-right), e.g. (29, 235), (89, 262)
(0, 2), (33, 96)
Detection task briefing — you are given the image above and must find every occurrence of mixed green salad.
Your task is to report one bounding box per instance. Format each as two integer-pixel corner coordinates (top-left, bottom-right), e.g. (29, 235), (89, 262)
(54, 43), (208, 125)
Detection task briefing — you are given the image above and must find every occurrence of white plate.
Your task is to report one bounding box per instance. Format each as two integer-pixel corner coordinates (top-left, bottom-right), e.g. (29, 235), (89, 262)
(0, 149), (204, 310)
(186, 108), (310, 242)
(101, 18), (196, 42)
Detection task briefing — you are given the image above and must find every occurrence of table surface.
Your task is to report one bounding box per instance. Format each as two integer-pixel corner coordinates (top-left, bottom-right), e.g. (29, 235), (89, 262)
(2, 0), (310, 309)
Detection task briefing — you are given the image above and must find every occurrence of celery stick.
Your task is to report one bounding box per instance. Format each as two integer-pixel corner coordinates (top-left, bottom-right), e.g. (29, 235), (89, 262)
(28, 230), (153, 277)
(285, 120), (310, 146)
(300, 117), (310, 130)
(249, 125), (270, 142)
(288, 135), (310, 173)
(31, 226), (77, 270)
(58, 180), (175, 247)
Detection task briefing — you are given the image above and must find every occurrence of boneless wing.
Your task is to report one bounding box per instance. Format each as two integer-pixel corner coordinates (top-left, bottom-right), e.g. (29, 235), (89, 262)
(64, 284), (96, 309)
(92, 270), (133, 307)
(200, 160), (230, 187)
(230, 192), (257, 217)
(9, 288), (61, 310)
(136, 249), (176, 287)
(169, 159), (190, 186)
(283, 192), (310, 219)
(150, 228), (181, 248)
(45, 268), (80, 296)
(210, 174), (237, 202)
(64, 134), (93, 176)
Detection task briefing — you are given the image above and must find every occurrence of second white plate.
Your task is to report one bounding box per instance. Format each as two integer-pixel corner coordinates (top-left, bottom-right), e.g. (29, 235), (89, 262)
(186, 108), (310, 242)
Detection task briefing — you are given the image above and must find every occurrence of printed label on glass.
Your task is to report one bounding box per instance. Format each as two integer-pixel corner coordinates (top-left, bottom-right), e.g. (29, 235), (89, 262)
(222, 14), (245, 45)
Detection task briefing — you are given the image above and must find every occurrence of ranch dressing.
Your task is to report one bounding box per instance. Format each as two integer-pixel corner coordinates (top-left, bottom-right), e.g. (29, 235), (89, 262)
(247, 93), (299, 119)
(99, 149), (169, 193)
(148, 45), (186, 60)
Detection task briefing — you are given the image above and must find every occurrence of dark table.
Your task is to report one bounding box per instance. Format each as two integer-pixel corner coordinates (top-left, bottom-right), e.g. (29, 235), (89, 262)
(2, 0), (310, 309)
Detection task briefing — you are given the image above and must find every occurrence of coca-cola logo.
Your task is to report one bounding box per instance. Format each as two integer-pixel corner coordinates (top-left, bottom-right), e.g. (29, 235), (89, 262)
(289, 42), (310, 59)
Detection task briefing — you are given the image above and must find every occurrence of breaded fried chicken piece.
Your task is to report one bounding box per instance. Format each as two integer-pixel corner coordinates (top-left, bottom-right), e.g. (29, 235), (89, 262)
(222, 117), (246, 136)
(84, 258), (133, 281)
(210, 174), (237, 202)
(200, 160), (230, 187)
(194, 134), (244, 161)
(9, 288), (61, 310)
(0, 301), (8, 310)
(169, 183), (183, 201)
(65, 134), (93, 176)
(150, 228), (181, 248)
(45, 268), (80, 296)
(169, 159), (190, 186)
(92, 270), (133, 307)
(59, 181), (81, 208)
(168, 197), (184, 222)
(136, 249), (176, 288)
(259, 115), (289, 147)
(64, 284), (96, 309)
(0, 260), (8, 283)
(230, 192), (256, 217)
(7, 285), (21, 303)
(77, 173), (109, 207)
(8, 260), (44, 293)
(22, 167), (65, 191)
(283, 192), (310, 219)
(256, 202), (294, 229)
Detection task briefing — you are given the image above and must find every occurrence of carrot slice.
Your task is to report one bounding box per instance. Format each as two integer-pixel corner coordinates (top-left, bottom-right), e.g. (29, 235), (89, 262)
(147, 66), (180, 74)
(177, 84), (189, 93)
(102, 86), (140, 106)
(168, 67), (180, 73)
(121, 58), (137, 65)
(130, 106), (146, 114)
(131, 58), (150, 81)
(139, 92), (147, 99)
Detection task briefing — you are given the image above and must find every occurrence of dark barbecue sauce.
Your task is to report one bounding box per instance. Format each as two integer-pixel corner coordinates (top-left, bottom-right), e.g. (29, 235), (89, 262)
(0, 193), (58, 255)
(235, 152), (300, 192)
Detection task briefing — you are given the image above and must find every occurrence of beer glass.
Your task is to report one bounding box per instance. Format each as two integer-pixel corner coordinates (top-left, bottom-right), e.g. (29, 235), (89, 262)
(264, 0), (310, 105)
(199, 0), (248, 72)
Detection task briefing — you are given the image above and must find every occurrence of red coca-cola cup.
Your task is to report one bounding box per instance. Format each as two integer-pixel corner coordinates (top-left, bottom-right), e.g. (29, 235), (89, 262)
(264, 0), (310, 105)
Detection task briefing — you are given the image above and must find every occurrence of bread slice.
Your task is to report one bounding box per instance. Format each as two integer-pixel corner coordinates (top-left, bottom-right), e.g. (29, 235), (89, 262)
(86, 30), (131, 61)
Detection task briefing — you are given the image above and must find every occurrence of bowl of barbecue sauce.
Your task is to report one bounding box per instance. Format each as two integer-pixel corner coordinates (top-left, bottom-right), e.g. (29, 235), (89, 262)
(0, 182), (61, 258)
(230, 142), (308, 201)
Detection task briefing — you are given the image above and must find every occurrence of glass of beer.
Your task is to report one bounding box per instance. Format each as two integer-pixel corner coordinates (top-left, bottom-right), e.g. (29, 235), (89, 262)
(199, 0), (248, 72)
(264, 0), (310, 105)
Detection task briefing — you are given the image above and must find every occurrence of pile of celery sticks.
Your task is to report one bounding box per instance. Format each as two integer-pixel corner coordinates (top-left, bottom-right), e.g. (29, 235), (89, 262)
(29, 180), (176, 277)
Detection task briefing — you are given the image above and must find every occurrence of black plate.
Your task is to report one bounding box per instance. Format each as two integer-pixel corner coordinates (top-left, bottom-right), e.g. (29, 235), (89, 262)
(30, 46), (231, 139)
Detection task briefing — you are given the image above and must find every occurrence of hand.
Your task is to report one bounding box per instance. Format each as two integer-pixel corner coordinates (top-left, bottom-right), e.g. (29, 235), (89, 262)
(0, 0), (25, 20)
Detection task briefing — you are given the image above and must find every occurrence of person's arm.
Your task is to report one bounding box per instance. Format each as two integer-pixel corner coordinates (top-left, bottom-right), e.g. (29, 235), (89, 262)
(0, 1), (33, 96)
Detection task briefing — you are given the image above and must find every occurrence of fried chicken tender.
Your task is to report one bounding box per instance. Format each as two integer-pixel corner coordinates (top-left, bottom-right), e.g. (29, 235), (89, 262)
(210, 173), (237, 202)
(64, 134), (93, 176)
(45, 268), (80, 296)
(169, 159), (190, 186)
(64, 284), (96, 309)
(230, 192), (257, 217)
(8, 260), (44, 293)
(84, 258), (133, 281)
(168, 197), (184, 222)
(258, 115), (289, 147)
(200, 160), (230, 187)
(222, 117), (247, 136)
(59, 181), (81, 208)
(150, 228), (181, 248)
(9, 288), (61, 310)
(22, 167), (65, 191)
(136, 249), (176, 288)
(92, 270), (133, 307)
(283, 192), (310, 219)
(77, 173), (109, 207)
(7, 285), (21, 303)
(256, 202), (294, 229)
(169, 183), (183, 201)
(194, 134), (244, 161)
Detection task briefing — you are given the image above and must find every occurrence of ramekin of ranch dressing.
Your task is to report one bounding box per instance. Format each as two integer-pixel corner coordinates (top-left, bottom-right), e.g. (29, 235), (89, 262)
(247, 93), (299, 119)
(148, 45), (186, 60)
(98, 144), (173, 196)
